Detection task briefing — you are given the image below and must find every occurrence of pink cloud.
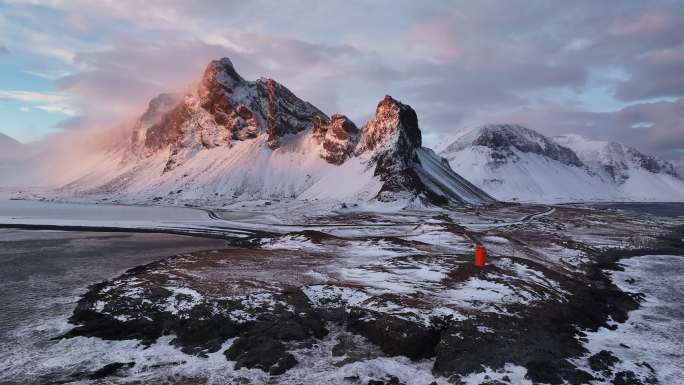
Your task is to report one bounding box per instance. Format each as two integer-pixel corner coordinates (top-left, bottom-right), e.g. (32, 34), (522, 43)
(407, 14), (465, 63)
(608, 10), (673, 38)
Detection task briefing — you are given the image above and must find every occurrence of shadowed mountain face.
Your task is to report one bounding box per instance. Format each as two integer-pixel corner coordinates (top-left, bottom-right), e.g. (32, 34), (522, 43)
(442, 124), (583, 168)
(59, 57), (494, 206)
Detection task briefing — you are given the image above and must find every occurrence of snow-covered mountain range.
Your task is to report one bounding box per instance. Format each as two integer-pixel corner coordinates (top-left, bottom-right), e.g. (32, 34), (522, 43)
(59, 58), (494, 207)
(437, 124), (684, 203)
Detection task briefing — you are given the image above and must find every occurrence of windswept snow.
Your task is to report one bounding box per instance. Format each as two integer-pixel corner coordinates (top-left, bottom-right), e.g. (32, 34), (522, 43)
(576, 255), (684, 384)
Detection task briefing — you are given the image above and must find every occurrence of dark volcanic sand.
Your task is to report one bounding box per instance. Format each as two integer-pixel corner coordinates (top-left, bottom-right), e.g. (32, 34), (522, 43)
(0, 230), (226, 383)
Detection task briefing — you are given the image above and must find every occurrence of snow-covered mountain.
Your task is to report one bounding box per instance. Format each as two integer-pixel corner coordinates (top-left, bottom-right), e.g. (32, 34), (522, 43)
(0, 133), (39, 187)
(60, 58), (494, 207)
(0, 133), (22, 160)
(555, 133), (680, 180)
(676, 161), (684, 179)
(437, 124), (684, 203)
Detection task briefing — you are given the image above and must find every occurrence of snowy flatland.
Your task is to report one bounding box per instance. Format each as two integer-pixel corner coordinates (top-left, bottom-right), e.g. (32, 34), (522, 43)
(1, 198), (683, 385)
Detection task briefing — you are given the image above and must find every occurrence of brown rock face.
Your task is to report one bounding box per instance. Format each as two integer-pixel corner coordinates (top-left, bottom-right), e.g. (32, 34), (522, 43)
(197, 59), (259, 142)
(311, 116), (328, 141)
(318, 114), (360, 165)
(129, 93), (182, 156)
(144, 102), (192, 153)
(139, 57), (328, 169)
(357, 95), (421, 154)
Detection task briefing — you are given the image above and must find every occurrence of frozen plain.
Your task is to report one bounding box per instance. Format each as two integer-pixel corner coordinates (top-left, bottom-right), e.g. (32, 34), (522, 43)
(0, 197), (683, 385)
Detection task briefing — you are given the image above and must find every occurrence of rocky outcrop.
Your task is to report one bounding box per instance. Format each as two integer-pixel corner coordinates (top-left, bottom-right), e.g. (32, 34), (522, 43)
(356, 96), (423, 201)
(63, 258), (328, 375)
(357, 95), (421, 154)
(254, 78), (328, 149)
(314, 114), (360, 164)
(355, 95), (495, 204)
(196, 58), (259, 143)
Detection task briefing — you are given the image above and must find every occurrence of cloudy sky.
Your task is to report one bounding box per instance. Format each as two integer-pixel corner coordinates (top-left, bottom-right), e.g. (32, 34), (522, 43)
(1, 0), (683, 161)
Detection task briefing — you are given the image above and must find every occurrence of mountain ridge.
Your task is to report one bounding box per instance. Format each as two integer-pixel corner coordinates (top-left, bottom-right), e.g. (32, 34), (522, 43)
(58, 57), (495, 207)
(438, 124), (684, 203)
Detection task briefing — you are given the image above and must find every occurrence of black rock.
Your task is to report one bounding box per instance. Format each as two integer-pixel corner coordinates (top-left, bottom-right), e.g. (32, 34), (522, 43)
(89, 362), (135, 380)
(347, 308), (439, 360)
(432, 255), (639, 385)
(613, 370), (646, 385)
(589, 350), (620, 372)
(367, 375), (404, 385)
(224, 333), (297, 375)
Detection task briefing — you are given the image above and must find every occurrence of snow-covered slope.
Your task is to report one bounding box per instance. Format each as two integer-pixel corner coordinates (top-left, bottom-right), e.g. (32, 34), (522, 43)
(438, 124), (684, 203)
(60, 58), (494, 207)
(676, 161), (684, 179)
(555, 134), (684, 201)
(556, 134), (680, 181)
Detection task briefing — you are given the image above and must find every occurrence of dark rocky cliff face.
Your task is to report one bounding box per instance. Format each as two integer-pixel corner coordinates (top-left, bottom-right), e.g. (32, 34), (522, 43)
(254, 78), (328, 149)
(356, 96), (433, 202)
(357, 95), (421, 154)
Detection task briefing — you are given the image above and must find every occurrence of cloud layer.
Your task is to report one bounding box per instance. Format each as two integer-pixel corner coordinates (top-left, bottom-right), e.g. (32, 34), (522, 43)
(1, 0), (683, 161)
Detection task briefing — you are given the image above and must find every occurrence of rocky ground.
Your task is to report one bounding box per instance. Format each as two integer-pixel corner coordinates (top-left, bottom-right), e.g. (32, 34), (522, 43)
(46, 202), (684, 385)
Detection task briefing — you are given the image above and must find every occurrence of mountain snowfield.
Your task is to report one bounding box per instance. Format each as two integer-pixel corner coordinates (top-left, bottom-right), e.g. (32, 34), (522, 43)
(437, 124), (684, 203)
(57, 58), (494, 207)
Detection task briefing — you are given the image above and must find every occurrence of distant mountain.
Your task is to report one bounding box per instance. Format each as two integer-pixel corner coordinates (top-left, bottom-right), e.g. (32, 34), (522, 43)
(555, 134), (681, 181)
(0, 133), (40, 187)
(60, 58), (494, 207)
(437, 124), (684, 202)
(0, 133), (22, 160)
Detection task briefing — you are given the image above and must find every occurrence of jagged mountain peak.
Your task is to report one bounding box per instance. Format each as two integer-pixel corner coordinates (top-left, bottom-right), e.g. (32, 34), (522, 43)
(358, 95), (421, 154)
(61, 57), (495, 207)
(355, 95), (494, 204)
(202, 57), (244, 89)
(141, 57), (329, 168)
